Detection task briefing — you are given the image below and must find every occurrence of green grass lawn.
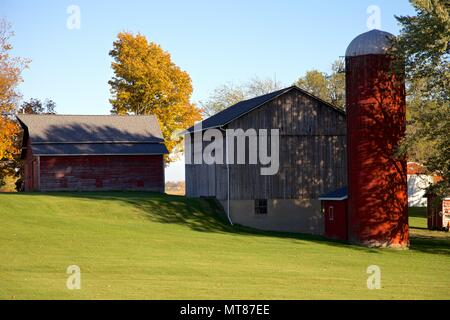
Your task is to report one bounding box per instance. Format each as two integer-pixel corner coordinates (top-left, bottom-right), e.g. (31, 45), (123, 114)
(409, 207), (428, 229)
(0, 192), (449, 300)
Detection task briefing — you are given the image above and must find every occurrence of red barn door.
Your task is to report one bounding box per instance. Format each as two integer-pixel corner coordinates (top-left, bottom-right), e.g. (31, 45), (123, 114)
(323, 200), (348, 241)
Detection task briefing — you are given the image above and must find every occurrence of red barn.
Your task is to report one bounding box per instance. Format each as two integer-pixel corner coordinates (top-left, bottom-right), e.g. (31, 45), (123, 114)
(17, 115), (168, 192)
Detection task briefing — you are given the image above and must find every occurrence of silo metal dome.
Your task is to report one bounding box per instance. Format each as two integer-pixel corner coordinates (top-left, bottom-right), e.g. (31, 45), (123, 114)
(345, 29), (394, 57)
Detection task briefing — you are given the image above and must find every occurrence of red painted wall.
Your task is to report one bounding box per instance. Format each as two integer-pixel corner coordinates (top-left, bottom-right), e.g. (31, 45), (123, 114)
(427, 195), (442, 230)
(323, 200), (348, 241)
(23, 139), (37, 191)
(427, 196), (450, 230)
(346, 54), (408, 248)
(29, 155), (164, 192)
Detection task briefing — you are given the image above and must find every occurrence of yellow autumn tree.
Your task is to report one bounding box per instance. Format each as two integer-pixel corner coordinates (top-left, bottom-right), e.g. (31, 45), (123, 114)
(108, 32), (202, 162)
(0, 19), (29, 188)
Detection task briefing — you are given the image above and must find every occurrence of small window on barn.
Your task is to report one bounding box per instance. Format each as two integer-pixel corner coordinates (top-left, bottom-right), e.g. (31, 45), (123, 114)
(329, 206), (334, 221)
(255, 199), (268, 215)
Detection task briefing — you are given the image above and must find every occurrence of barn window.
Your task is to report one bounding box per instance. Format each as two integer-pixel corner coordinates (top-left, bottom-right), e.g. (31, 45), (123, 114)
(255, 199), (268, 215)
(329, 206), (334, 221)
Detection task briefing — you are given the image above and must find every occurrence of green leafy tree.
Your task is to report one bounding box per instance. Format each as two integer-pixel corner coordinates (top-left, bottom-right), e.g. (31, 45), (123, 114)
(295, 70), (329, 101)
(200, 83), (246, 117)
(294, 60), (345, 109)
(327, 60), (346, 109)
(245, 77), (283, 97)
(393, 0), (450, 199)
(108, 32), (202, 162)
(200, 77), (282, 117)
(18, 98), (56, 114)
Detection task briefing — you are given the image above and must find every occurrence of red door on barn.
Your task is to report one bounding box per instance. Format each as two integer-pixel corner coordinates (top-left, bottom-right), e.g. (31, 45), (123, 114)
(323, 200), (348, 241)
(319, 187), (348, 241)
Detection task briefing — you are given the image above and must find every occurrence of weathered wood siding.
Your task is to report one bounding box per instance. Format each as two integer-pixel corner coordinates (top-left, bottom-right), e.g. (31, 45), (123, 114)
(185, 134), (219, 197)
(38, 155), (164, 192)
(23, 138), (36, 191)
(186, 89), (347, 200)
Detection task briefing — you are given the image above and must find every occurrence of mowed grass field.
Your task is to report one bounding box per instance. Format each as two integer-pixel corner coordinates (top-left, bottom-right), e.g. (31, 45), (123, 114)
(0, 192), (449, 300)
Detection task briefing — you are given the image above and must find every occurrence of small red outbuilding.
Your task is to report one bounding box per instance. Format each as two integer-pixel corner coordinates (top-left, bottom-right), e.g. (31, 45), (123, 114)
(426, 195), (450, 231)
(17, 114), (168, 192)
(319, 187), (348, 241)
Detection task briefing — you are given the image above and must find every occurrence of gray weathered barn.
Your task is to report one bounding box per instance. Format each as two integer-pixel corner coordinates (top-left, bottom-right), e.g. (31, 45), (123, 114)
(185, 86), (347, 234)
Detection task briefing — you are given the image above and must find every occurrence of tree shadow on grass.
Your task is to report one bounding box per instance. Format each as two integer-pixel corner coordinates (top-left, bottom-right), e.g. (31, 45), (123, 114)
(409, 207), (427, 219)
(409, 235), (450, 256)
(5, 192), (450, 256)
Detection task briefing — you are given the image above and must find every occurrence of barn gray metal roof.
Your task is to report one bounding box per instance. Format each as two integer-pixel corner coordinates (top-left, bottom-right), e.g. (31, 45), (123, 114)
(318, 187), (348, 200)
(345, 29), (394, 57)
(17, 114), (164, 143)
(17, 114), (168, 156)
(186, 85), (345, 133)
(31, 143), (168, 156)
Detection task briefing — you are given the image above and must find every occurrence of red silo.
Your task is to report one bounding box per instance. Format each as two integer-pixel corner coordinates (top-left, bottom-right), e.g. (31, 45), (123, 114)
(345, 30), (409, 248)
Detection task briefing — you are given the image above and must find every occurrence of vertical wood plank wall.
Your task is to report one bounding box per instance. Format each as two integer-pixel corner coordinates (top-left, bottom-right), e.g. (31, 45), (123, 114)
(185, 89), (347, 201)
(32, 155), (165, 192)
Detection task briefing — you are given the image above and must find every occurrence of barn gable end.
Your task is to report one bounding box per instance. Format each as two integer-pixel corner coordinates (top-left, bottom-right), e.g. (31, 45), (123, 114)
(185, 86), (347, 234)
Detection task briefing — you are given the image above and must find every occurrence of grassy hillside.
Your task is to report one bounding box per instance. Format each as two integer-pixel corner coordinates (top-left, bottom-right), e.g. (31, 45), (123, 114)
(0, 192), (449, 300)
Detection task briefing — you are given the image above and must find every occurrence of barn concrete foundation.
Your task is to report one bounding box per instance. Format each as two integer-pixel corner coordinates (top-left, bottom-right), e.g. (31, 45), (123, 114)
(220, 199), (323, 235)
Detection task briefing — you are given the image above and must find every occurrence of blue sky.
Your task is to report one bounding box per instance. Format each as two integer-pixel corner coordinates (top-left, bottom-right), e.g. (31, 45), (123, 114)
(1, 0), (415, 181)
